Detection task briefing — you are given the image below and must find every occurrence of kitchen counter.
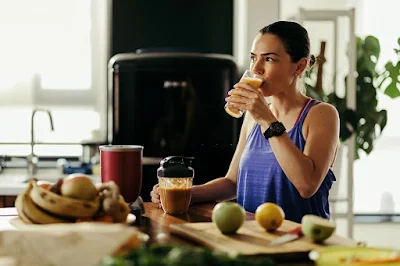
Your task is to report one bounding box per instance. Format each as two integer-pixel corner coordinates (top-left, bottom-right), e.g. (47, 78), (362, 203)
(0, 168), (101, 196)
(0, 168), (101, 207)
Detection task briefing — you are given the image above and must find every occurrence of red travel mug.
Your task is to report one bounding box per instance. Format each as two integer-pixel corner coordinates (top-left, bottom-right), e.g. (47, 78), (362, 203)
(99, 145), (143, 203)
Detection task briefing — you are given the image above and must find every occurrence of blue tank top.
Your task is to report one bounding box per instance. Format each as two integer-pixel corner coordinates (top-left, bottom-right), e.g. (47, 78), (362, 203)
(237, 99), (335, 223)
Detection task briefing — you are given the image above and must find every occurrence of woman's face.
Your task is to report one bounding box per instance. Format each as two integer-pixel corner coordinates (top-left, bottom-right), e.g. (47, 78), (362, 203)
(249, 33), (301, 96)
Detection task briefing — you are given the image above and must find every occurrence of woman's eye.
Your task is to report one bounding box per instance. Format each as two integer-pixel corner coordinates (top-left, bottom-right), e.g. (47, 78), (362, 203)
(266, 57), (274, 62)
(250, 56), (256, 62)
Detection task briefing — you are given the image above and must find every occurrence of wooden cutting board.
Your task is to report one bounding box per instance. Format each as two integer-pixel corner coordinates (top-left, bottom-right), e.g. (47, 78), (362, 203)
(169, 220), (357, 257)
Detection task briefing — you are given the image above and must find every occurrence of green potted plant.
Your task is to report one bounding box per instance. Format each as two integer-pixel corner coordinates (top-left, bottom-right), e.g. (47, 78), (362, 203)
(305, 35), (393, 159)
(377, 38), (400, 98)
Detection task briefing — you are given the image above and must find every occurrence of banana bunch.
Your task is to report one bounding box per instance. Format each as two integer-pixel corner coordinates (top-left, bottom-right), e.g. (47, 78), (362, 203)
(15, 177), (131, 225)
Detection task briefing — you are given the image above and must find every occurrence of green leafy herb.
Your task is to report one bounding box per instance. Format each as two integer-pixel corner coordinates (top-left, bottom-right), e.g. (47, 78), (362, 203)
(99, 244), (276, 266)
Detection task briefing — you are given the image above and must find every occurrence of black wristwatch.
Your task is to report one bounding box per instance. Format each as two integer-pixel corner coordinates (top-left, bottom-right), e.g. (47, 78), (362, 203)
(263, 121), (286, 139)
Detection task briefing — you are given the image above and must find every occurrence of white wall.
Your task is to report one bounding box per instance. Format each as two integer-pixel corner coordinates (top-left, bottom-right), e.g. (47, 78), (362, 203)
(280, 0), (349, 20)
(233, 0), (280, 71)
(280, 0), (350, 97)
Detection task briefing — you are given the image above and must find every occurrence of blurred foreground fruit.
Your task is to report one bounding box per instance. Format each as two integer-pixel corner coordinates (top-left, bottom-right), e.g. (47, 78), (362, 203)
(95, 215), (114, 223)
(301, 214), (335, 243)
(111, 199), (131, 223)
(255, 202), (285, 232)
(16, 179), (131, 225)
(37, 180), (52, 190)
(61, 174), (98, 201)
(212, 202), (245, 234)
(30, 180), (100, 218)
(16, 182), (72, 224)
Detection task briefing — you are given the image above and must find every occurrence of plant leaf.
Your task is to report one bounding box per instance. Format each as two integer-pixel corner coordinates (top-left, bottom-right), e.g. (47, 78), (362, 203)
(384, 82), (400, 98)
(364, 35), (380, 59)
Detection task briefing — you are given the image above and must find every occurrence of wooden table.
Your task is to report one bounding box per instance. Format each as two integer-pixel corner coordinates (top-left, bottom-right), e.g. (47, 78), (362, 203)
(0, 203), (354, 265)
(140, 202), (331, 265)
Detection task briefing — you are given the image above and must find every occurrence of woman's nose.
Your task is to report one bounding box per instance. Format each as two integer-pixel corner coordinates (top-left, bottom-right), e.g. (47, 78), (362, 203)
(251, 60), (264, 75)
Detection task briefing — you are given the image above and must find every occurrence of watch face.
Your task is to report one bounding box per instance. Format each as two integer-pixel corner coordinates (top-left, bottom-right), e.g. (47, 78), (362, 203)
(264, 121), (286, 139)
(271, 122), (285, 134)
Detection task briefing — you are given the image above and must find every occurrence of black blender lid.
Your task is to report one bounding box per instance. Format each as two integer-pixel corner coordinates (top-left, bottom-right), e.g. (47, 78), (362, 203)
(157, 156), (194, 178)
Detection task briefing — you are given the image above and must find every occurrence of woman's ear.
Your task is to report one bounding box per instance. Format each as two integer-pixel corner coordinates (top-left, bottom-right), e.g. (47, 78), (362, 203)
(294, 58), (308, 76)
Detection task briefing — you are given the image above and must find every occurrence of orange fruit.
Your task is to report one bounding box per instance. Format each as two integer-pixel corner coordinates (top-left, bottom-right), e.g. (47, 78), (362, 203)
(255, 202), (285, 232)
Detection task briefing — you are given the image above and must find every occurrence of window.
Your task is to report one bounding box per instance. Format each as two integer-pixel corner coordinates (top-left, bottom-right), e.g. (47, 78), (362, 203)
(352, 0), (400, 214)
(0, 0), (109, 157)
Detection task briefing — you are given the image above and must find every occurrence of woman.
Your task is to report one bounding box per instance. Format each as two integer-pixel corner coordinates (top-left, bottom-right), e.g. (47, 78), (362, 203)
(151, 21), (339, 223)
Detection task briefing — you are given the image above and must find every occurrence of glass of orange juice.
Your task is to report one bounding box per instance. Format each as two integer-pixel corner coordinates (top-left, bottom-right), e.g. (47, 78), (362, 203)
(224, 70), (263, 118)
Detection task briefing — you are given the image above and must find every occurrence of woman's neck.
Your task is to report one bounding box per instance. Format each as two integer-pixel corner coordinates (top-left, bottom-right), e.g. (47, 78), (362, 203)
(269, 90), (309, 117)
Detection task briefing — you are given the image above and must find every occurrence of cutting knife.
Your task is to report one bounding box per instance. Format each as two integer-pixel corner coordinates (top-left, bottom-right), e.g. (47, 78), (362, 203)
(269, 226), (303, 246)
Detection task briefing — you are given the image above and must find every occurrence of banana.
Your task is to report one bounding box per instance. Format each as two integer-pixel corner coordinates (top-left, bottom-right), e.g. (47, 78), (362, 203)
(29, 180), (100, 218)
(15, 192), (33, 224)
(18, 182), (72, 224)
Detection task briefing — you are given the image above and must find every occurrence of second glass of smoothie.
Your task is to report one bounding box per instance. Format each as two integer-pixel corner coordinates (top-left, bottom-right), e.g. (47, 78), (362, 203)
(157, 156), (194, 215)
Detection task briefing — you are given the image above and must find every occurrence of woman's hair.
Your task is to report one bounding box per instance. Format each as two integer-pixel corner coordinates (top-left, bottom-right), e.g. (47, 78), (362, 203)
(259, 21), (315, 94)
(259, 21), (315, 68)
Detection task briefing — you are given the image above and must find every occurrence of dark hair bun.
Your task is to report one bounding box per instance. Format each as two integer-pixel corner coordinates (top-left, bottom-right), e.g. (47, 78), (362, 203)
(309, 54), (316, 67)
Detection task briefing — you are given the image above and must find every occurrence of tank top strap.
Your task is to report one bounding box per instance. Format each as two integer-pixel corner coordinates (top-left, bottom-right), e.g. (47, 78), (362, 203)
(297, 98), (320, 128)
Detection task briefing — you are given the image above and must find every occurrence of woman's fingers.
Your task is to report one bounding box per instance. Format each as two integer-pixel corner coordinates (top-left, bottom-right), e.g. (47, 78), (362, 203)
(226, 102), (247, 111)
(151, 184), (160, 203)
(151, 192), (160, 203)
(225, 94), (247, 104)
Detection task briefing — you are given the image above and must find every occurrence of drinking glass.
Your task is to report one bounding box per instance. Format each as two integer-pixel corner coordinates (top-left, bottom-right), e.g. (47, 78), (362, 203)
(224, 70), (263, 118)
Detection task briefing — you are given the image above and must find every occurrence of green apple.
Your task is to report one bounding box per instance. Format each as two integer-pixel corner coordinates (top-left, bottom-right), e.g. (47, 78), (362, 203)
(212, 202), (246, 234)
(301, 215), (336, 243)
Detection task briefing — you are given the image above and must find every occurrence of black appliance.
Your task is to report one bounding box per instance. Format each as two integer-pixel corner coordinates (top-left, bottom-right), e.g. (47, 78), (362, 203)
(107, 51), (241, 201)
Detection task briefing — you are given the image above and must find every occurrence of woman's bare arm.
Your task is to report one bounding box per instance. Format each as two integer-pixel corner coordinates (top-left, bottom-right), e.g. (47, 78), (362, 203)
(263, 103), (339, 198)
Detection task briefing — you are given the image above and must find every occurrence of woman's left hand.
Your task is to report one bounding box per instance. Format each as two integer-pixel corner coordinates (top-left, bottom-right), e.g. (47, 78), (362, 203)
(225, 82), (272, 123)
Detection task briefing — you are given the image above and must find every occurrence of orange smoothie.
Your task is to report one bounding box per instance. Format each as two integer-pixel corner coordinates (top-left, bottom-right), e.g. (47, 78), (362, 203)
(225, 76), (263, 118)
(160, 187), (192, 214)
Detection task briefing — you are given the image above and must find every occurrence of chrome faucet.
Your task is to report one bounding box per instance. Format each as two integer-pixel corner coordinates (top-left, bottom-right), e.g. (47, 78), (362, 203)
(28, 108), (54, 176)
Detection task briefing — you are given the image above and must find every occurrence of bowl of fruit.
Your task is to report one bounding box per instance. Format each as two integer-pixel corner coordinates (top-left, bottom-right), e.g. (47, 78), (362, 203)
(15, 174), (133, 225)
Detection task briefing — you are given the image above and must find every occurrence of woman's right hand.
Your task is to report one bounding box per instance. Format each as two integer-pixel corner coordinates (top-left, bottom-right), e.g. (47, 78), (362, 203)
(150, 184), (160, 203)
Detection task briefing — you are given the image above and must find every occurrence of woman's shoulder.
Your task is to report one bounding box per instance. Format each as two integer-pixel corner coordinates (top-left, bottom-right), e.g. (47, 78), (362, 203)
(306, 100), (339, 124)
(310, 101), (338, 114)
(301, 100), (340, 140)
